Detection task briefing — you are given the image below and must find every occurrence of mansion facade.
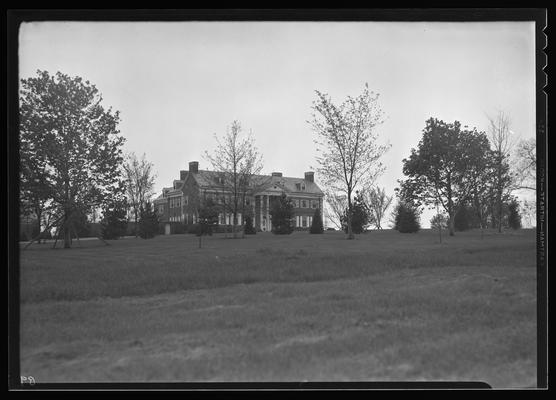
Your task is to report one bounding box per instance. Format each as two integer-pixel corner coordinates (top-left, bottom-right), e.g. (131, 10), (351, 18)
(154, 161), (324, 234)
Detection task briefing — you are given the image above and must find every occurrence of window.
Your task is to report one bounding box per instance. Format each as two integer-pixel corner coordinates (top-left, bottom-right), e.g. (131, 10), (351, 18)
(302, 216), (307, 227)
(295, 183), (301, 191)
(184, 195), (189, 205)
(159, 205), (164, 214)
(301, 200), (307, 208)
(312, 200), (317, 209)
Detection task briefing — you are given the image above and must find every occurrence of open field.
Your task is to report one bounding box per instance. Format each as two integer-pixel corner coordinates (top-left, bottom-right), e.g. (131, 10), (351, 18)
(19, 229), (537, 387)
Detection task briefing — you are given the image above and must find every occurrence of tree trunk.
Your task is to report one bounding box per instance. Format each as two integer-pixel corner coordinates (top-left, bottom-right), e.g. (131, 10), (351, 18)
(497, 193), (503, 233)
(448, 213), (455, 236)
(447, 175), (455, 236)
(232, 211), (237, 238)
(63, 211), (71, 248)
(35, 208), (42, 244)
(347, 193), (354, 240)
(134, 209), (138, 238)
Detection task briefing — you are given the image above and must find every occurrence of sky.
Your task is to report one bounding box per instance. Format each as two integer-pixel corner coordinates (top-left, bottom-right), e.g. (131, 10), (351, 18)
(19, 21), (537, 228)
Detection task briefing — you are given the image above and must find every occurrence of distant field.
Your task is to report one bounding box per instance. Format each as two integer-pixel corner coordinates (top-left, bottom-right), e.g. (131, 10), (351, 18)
(19, 229), (537, 387)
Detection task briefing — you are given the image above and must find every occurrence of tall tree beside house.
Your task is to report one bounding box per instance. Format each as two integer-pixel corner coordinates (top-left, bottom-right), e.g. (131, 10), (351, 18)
(399, 118), (491, 236)
(309, 83), (390, 239)
(309, 207), (324, 234)
(269, 193), (295, 235)
(19, 70), (126, 248)
(204, 120), (266, 238)
(123, 152), (157, 237)
(138, 201), (159, 239)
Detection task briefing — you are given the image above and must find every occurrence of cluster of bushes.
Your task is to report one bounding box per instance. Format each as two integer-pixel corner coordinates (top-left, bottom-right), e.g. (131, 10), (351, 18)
(453, 199), (522, 232)
(19, 224), (53, 242)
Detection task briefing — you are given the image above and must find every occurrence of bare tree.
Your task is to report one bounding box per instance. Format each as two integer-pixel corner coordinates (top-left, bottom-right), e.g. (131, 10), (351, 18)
(514, 137), (536, 192)
(487, 111), (518, 233)
(123, 152), (157, 237)
(204, 120), (265, 238)
(362, 186), (393, 229)
(309, 83), (390, 239)
(323, 190), (347, 230)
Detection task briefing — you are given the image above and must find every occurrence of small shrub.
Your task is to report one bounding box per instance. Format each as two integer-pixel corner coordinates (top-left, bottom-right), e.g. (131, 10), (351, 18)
(138, 201), (159, 239)
(394, 202), (420, 233)
(508, 200), (522, 230)
(310, 208), (324, 234)
(244, 216), (256, 235)
(187, 224), (200, 234)
(269, 193), (294, 235)
(172, 222), (187, 234)
(101, 201), (128, 240)
(454, 206), (471, 232)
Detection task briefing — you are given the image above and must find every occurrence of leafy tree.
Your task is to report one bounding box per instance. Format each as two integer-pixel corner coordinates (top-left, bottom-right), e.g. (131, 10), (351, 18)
(19, 70), (126, 248)
(138, 201), (159, 239)
(430, 213), (448, 230)
(198, 198), (219, 237)
(309, 208), (324, 234)
(244, 215), (256, 235)
(101, 200), (128, 239)
(520, 199), (536, 228)
(269, 193), (294, 234)
(323, 190), (347, 231)
(71, 207), (92, 238)
(507, 200), (522, 230)
(393, 202), (421, 233)
(123, 152), (157, 237)
(310, 83), (390, 239)
(204, 120), (267, 238)
(487, 111), (518, 233)
(453, 204), (481, 231)
(364, 186), (393, 229)
(514, 137), (536, 192)
(341, 191), (371, 234)
(400, 118), (491, 236)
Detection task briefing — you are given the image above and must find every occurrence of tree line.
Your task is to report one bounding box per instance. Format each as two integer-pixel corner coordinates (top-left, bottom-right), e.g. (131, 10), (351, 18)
(19, 71), (536, 248)
(19, 71), (160, 248)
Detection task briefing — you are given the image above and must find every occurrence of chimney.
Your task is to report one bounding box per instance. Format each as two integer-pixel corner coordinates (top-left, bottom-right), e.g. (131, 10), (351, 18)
(304, 171), (314, 182)
(271, 172), (283, 177)
(180, 170), (187, 180)
(189, 161), (199, 173)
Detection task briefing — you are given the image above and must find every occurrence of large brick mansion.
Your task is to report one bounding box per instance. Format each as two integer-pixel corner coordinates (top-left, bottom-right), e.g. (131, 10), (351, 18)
(154, 161), (324, 233)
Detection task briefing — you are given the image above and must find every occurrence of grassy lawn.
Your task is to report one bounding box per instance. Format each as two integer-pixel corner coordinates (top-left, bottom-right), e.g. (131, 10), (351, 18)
(19, 229), (537, 387)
